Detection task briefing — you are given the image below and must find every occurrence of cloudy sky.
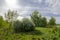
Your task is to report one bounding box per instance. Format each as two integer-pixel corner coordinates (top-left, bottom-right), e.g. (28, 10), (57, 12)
(0, 0), (60, 24)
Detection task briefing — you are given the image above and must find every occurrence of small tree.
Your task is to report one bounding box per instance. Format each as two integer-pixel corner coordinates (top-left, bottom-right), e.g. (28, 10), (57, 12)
(0, 16), (4, 28)
(48, 17), (56, 26)
(41, 17), (47, 27)
(5, 10), (18, 27)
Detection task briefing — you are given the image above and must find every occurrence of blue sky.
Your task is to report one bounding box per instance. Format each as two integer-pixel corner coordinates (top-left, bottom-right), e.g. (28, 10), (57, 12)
(0, 0), (60, 24)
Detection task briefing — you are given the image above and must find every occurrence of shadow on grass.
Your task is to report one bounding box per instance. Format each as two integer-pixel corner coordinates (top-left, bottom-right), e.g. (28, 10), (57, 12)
(14, 30), (44, 35)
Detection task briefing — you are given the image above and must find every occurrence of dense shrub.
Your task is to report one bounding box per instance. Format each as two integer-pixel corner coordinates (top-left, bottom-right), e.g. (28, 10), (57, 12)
(13, 18), (35, 32)
(13, 20), (22, 32)
(22, 18), (35, 32)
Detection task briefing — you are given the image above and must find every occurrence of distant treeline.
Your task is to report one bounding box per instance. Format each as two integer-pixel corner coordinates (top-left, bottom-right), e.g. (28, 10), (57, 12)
(0, 10), (56, 32)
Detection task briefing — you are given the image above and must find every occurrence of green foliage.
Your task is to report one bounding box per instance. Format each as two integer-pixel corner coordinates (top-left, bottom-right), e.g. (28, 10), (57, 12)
(5, 10), (18, 22)
(13, 20), (22, 32)
(0, 16), (4, 28)
(22, 18), (35, 32)
(5, 10), (18, 33)
(48, 17), (56, 26)
(31, 11), (40, 27)
(0, 10), (58, 40)
(0, 16), (9, 28)
(40, 17), (47, 27)
(31, 11), (47, 27)
(14, 18), (35, 32)
(0, 24), (60, 40)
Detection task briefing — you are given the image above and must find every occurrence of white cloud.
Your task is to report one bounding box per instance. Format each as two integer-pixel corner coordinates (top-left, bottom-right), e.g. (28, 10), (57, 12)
(0, 0), (60, 24)
(5, 0), (20, 10)
(17, 16), (24, 20)
(55, 17), (60, 24)
(33, 0), (42, 3)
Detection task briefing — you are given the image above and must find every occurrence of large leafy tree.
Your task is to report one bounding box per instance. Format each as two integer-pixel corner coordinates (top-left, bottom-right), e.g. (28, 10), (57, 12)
(31, 11), (47, 27)
(5, 10), (18, 22)
(31, 10), (41, 27)
(5, 10), (18, 32)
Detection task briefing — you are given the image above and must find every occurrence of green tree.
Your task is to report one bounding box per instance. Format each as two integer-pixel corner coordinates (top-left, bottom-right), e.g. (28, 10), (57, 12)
(48, 17), (56, 26)
(0, 16), (4, 28)
(31, 10), (41, 27)
(5, 10), (18, 22)
(5, 10), (18, 26)
(41, 17), (47, 27)
(5, 10), (18, 33)
(22, 18), (35, 32)
(31, 11), (47, 27)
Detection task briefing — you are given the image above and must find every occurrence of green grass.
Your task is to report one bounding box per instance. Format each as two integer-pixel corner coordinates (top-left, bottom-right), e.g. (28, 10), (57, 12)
(0, 27), (60, 40)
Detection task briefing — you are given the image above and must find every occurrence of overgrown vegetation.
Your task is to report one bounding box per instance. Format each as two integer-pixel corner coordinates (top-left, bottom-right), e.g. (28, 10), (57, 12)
(14, 18), (35, 32)
(31, 11), (55, 27)
(0, 10), (60, 40)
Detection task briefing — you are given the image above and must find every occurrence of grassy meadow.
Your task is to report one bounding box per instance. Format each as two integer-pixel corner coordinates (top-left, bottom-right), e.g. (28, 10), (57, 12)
(0, 26), (60, 40)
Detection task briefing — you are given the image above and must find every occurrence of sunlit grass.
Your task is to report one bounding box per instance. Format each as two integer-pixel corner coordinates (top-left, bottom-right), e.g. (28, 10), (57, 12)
(0, 26), (60, 40)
